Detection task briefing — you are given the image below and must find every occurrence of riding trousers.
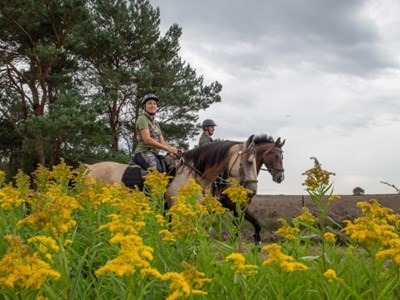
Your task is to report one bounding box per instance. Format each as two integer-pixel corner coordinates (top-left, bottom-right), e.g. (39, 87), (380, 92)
(131, 151), (165, 173)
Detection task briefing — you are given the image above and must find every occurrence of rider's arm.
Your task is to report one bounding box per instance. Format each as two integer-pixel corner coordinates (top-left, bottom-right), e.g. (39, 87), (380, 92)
(140, 128), (178, 155)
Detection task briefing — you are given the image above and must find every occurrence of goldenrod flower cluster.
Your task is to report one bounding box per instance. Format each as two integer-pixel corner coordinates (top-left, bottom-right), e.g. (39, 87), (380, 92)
(295, 207), (317, 225)
(222, 178), (252, 204)
(226, 252), (258, 276)
(95, 234), (154, 277)
(302, 157), (335, 192)
(0, 183), (24, 210)
(96, 187), (154, 277)
(342, 200), (398, 248)
(376, 238), (400, 265)
(201, 191), (228, 214)
(262, 243), (308, 272)
(143, 168), (171, 199)
(324, 232), (337, 243)
(0, 235), (60, 289)
(276, 218), (300, 240)
(17, 184), (80, 238)
(0, 170), (30, 210)
(142, 262), (211, 300)
(166, 180), (208, 239)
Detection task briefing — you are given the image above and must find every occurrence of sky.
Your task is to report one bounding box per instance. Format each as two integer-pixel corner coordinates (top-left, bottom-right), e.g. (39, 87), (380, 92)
(149, 0), (400, 195)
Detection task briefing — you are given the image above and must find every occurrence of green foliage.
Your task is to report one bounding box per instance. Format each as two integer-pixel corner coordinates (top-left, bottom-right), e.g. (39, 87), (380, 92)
(2, 161), (400, 299)
(353, 186), (365, 196)
(0, 0), (222, 179)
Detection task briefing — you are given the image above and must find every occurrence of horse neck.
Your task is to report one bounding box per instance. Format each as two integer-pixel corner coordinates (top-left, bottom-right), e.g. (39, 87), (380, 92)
(201, 143), (242, 184)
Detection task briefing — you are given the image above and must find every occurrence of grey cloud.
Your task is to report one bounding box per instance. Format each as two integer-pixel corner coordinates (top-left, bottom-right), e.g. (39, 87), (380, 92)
(153, 0), (398, 75)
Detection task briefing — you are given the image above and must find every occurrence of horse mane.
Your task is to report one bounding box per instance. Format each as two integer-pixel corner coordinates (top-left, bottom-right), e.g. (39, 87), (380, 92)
(183, 140), (241, 174)
(253, 134), (274, 145)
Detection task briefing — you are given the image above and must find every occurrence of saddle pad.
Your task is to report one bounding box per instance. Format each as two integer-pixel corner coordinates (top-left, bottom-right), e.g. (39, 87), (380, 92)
(121, 165), (146, 190)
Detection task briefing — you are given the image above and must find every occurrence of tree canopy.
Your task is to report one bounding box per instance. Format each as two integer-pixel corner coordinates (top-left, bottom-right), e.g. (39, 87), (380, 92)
(0, 0), (222, 178)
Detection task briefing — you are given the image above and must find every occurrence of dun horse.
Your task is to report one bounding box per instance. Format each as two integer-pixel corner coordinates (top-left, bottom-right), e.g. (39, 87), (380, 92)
(213, 134), (285, 245)
(84, 135), (258, 208)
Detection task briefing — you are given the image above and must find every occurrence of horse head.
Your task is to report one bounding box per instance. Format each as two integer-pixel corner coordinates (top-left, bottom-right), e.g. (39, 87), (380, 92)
(227, 134), (258, 196)
(262, 137), (285, 183)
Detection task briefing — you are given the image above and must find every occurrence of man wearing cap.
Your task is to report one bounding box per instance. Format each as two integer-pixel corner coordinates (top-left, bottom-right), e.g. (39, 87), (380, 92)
(198, 119), (217, 147)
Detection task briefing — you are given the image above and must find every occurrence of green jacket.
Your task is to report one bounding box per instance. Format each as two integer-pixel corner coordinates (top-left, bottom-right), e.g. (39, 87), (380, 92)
(198, 132), (213, 147)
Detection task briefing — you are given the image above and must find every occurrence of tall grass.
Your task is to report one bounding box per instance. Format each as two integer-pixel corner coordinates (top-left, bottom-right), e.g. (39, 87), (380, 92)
(0, 158), (399, 299)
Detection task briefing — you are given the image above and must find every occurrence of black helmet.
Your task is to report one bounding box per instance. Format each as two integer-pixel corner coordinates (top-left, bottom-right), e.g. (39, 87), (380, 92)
(141, 93), (159, 108)
(202, 119), (217, 129)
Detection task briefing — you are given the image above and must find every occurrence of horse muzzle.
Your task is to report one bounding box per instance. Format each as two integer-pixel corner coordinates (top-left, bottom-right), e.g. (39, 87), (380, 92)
(244, 180), (258, 197)
(273, 171), (285, 184)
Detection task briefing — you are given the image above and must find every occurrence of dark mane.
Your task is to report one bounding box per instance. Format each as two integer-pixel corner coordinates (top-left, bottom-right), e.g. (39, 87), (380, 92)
(183, 141), (240, 174)
(253, 134), (274, 145)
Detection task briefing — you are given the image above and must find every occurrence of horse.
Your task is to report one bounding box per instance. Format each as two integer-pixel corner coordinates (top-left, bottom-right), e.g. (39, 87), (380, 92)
(84, 135), (259, 208)
(214, 134), (285, 245)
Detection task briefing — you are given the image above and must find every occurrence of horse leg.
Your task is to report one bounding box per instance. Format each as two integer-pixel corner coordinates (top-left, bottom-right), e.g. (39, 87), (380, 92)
(244, 208), (262, 246)
(219, 195), (241, 242)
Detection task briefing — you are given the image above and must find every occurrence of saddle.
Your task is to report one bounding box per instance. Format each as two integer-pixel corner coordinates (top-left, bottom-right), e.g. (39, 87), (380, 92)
(122, 153), (179, 191)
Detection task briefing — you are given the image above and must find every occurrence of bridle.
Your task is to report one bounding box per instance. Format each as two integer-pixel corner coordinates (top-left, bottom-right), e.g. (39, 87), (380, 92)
(226, 143), (258, 186)
(261, 147), (285, 175)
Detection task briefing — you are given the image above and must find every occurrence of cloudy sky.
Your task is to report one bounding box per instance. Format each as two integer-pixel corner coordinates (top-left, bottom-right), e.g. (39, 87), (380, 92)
(150, 0), (400, 195)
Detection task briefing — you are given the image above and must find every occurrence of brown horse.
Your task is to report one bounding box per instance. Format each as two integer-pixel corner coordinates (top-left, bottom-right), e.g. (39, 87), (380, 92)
(84, 135), (258, 207)
(214, 134), (285, 245)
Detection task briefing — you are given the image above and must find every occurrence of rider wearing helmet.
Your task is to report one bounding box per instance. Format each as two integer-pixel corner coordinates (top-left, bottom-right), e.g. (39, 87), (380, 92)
(132, 93), (178, 172)
(198, 119), (217, 146)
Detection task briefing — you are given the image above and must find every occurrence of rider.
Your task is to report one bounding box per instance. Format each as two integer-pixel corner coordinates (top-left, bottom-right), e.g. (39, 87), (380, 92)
(198, 119), (217, 146)
(131, 93), (178, 172)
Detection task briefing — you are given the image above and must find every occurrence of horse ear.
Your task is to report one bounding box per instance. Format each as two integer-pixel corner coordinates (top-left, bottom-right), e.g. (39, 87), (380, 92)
(276, 138), (285, 148)
(246, 134), (255, 147)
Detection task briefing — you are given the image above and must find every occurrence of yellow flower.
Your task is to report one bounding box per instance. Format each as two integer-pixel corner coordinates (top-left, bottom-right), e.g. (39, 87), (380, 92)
(201, 192), (227, 214)
(181, 262), (211, 293)
(276, 218), (300, 240)
(295, 207), (316, 224)
(328, 194), (341, 201)
(159, 229), (176, 242)
(376, 238), (400, 265)
(324, 232), (337, 242)
(324, 269), (339, 280)
(0, 235), (60, 289)
(28, 236), (60, 257)
(342, 200), (398, 248)
(226, 253), (258, 276)
(262, 243), (308, 272)
(17, 183), (80, 238)
(142, 262), (211, 300)
(302, 157), (335, 192)
(166, 180), (209, 239)
(95, 235), (154, 277)
(143, 168), (172, 199)
(222, 178), (252, 204)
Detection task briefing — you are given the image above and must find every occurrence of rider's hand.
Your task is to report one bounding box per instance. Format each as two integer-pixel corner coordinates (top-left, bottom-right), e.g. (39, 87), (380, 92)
(166, 145), (178, 155)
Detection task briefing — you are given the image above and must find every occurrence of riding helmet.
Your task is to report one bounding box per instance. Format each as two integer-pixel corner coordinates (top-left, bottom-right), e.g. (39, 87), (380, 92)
(141, 93), (159, 108)
(202, 119), (217, 129)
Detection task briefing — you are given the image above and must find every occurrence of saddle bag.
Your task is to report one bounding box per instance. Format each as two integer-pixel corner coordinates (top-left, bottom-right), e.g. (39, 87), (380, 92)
(121, 165), (147, 190)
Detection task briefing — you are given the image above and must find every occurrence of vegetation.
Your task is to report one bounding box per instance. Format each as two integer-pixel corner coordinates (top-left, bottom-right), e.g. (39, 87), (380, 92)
(352, 186), (365, 196)
(0, 0), (222, 179)
(1, 158), (400, 299)
(381, 181), (400, 194)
